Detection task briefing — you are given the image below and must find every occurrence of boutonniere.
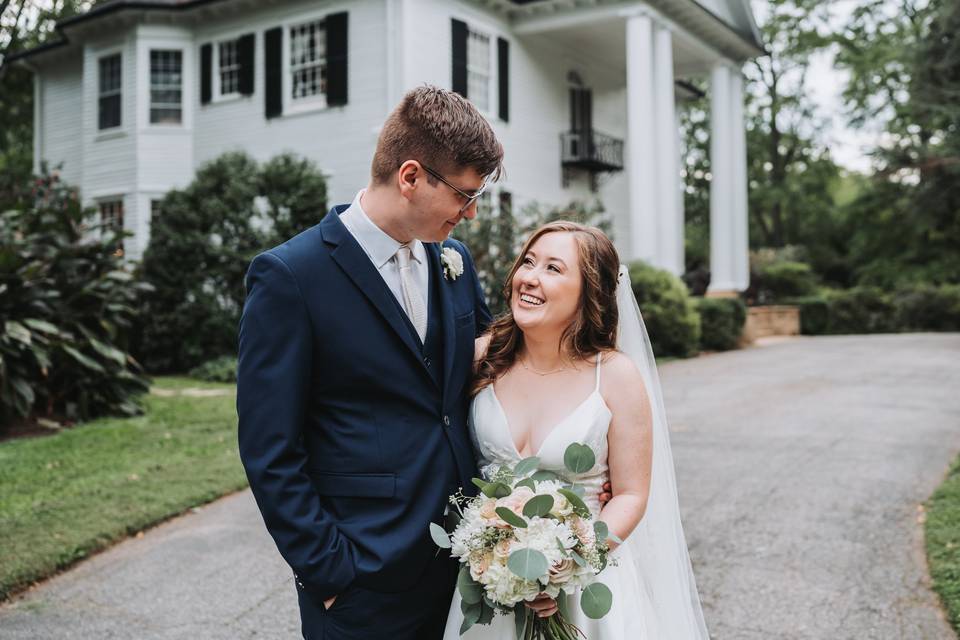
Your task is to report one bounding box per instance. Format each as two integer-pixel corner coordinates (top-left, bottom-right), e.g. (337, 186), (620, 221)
(441, 246), (464, 281)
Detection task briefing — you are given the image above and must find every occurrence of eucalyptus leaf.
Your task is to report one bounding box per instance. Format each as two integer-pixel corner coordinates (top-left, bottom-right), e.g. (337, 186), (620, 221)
(430, 522), (451, 549)
(507, 548), (549, 580)
(457, 565), (484, 604)
(514, 603), (528, 639)
(471, 477), (489, 492)
(556, 589), (572, 620)
(513, 456), (541, 477)
(593, 520), (609, 543)
(607, 531), (624, 545)
(580, 582), (613, 619)
(522, 494), (554, 518)
(569, 549), (587, 567)
(477, 598), (495, 625)
(514, 478), (537, 492)
(460, 599), (481, 634)
(495, 506), (528, 529)
(556, 488), (591, 518)
(563, 443), (596, 474)
(530, 469), (561, 483)
(483, 482), (512, 499)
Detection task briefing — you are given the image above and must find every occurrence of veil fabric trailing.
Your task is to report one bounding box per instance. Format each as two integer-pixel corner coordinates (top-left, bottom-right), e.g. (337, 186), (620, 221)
(615, 264), (710, 639)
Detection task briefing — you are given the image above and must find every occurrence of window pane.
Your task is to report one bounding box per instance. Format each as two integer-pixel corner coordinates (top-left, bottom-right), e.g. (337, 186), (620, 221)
(99, 54), (121, 94)
(466, 28), (490, 111)
(99, 199), (125, 256)
(289, 19), (326, 101)
(99, 94), (121, 130)
(150, 50), (182, 123)
(219, 39), (240, 96)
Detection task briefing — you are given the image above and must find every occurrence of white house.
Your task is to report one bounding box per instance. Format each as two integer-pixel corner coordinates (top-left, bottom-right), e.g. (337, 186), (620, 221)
(10, 0), (763, 294)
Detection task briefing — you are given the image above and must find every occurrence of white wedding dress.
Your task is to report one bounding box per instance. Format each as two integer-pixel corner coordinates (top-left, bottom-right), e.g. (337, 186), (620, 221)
(442, 354), (658, 639)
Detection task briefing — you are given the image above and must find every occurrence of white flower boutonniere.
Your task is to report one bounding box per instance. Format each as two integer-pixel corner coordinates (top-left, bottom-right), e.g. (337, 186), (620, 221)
(441, 247), (464, 281)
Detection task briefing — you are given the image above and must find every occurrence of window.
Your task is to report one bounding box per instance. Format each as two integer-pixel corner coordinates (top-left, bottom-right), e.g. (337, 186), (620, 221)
(289, 19), (326, 103)
(98, 54), (122, 130)
(466, 28), (491, 112)
(99, 199), (124, 256)
(218, 39), (241, 97)
(150, 50), (182, 124)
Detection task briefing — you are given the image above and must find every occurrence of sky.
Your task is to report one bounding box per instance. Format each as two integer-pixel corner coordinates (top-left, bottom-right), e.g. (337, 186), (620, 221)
(753, 0), (880, 174)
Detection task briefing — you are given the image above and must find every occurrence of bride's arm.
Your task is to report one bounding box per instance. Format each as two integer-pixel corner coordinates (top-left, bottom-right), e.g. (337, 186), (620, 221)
(473, 333), (492, 372)
(598, 352), (654, 549)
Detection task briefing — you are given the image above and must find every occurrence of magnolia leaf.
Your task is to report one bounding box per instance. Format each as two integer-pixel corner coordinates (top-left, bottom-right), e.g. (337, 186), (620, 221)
(513, 456), (541, 477)
(580, 582), (613, 619)
(22, 319), (60, 335)
(4, 321), (31, 345)
(563, 443), (596, 474)
(507, 548), (548, 581)
(522, 494), (554, 518)
(89, 337), (126, 366)
(430, 522), (451, 549)
(457, 565), (484, 604)
(556, 488), (591, 518)
(495, 506), (528, 529)
(61, 345), (105, 373)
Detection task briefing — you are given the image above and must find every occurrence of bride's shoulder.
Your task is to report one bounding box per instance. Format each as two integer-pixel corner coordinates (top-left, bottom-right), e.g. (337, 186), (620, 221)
(599, 350), (647, 394)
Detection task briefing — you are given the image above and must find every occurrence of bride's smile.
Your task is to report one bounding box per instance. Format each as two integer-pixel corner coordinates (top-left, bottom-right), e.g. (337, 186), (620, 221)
(511, 231), (583, 334)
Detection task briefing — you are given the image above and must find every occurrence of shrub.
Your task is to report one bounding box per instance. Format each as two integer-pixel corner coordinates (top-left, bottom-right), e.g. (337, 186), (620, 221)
(136, 152), (327, 373)
(0, 171), (151, 429)
(628, 261), (701, 358)
(696, 297), (747, 351)
(756, 261), (819, 301)
(188, 355), (237, 383)
(825, 287), (897, 334)
(893, 284), (960, 331)
(783, 296), (831, 335)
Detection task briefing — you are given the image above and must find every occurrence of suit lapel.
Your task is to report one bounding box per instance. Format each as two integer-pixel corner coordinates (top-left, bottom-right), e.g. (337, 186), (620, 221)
(427, 243), (458, 409)
(321, 210), (426, 369)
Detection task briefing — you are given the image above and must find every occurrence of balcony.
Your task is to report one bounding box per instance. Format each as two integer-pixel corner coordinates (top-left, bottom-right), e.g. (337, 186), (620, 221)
(560, 130), (624, 174)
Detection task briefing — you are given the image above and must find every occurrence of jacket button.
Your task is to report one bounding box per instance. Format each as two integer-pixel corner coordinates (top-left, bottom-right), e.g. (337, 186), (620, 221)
(443, 415), (450, 426)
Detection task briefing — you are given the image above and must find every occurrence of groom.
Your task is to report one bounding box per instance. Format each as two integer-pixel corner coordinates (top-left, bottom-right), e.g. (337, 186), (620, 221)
(237, 86), (502, 639)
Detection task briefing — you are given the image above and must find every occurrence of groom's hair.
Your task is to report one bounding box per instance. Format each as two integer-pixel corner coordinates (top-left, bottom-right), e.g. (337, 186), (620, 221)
(371, 85), (504, 185)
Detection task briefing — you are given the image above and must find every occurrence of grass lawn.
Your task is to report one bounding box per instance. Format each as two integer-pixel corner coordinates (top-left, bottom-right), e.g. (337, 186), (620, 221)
(926, 453), (960, 634)
(0, 377), (246, 601)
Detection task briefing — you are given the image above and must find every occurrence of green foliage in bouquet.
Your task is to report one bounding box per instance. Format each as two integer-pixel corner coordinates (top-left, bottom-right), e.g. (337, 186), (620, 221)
(0, 171), (151, 429)
(136, 152), (327, 373)
(433, 443), (616, 639)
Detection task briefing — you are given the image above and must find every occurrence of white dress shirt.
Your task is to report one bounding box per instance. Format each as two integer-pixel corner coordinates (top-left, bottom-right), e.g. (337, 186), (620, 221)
(339, 190), (431, 320)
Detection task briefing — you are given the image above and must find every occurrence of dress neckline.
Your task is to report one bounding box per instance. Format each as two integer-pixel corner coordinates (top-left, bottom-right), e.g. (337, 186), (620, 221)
(489, 353), (608, 459)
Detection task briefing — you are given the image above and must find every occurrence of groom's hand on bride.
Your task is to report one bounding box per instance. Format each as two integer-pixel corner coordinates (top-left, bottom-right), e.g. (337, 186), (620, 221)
(599, 481), (613, 506)
(525, 593), (559, 618)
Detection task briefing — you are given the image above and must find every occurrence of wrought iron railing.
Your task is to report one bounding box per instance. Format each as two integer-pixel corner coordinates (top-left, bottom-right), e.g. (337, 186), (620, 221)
(560, 129), (624, 173)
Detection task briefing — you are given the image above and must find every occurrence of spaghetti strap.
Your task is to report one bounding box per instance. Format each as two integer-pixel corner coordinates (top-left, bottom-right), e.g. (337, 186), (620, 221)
(594, 352), (602, 391)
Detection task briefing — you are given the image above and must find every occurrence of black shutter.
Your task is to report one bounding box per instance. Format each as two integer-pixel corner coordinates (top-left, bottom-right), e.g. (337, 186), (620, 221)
(497, 37), (509, 121)
(238, 33), (255, 96)
(264, 26), (282, 118)
(325, 12), (348, 106)
(451, 19), (468, 97)
(200, 43), (212, 105)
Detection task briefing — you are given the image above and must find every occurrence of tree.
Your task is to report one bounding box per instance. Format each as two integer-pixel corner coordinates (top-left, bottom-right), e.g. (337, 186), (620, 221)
(136, 152), (328, 373)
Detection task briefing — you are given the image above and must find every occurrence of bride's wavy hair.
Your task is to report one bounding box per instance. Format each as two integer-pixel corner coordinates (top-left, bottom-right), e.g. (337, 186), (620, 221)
(472, 221), (621, 396)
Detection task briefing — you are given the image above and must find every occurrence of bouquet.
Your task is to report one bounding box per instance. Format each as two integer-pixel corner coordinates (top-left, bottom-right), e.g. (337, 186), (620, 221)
(430, 442), (620, 639)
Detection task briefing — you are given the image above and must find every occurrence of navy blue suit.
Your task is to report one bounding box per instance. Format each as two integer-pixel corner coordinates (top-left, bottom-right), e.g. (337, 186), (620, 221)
(237, 205), (491, 639)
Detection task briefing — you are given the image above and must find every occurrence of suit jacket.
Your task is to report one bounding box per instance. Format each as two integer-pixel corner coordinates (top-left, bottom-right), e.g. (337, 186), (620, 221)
(237, 205), (491, 604)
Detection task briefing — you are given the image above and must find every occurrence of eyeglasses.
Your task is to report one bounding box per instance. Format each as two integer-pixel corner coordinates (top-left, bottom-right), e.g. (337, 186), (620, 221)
(420, 163), (489, 214)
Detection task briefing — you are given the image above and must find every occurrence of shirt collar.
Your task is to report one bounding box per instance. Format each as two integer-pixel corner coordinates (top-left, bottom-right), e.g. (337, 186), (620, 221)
(340, 190), (426, 269)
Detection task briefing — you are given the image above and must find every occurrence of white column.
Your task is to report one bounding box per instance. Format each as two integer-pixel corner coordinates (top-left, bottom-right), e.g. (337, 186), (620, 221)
(708, 63), (737, 294)
(654, 25), (681, 276)
(730, 70), (750, 290)
(33, 72), (42, 175)
(675, 108), (686, 276)
(626, 13), (657, 264)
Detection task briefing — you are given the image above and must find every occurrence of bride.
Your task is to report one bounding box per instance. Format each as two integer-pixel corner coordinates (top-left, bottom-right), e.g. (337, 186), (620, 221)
(443, 221), (709, 639)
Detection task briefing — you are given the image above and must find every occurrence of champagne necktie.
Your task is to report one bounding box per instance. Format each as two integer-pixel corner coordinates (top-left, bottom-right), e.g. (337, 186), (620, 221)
(395, 243), (427, 343)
